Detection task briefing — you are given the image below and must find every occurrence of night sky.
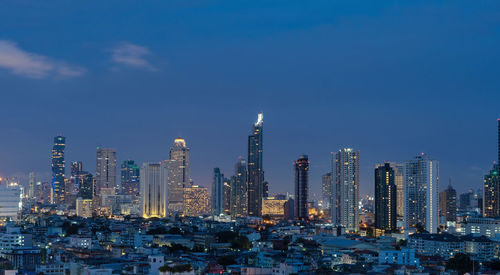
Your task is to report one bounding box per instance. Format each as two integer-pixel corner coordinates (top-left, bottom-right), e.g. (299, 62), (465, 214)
(1, 0), (500, 198)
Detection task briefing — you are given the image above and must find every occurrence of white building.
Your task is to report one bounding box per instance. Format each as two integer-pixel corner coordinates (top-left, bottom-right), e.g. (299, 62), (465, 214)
(331, 148), (360, 233)
(460, 217), (500, 237)
(0, 185), (22, 221)
(141, 162), (169, 218)
(404, 154), (439, 233)
(0, 227), (32, 252)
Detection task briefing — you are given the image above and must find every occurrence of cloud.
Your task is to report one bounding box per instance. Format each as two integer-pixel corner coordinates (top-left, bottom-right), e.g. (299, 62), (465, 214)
(0, 40), (85, 79)
(110, 42), (157, 71)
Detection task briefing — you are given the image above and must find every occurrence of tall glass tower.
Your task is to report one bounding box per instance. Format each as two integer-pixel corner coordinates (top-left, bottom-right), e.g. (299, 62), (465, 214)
(247, 113), (264, 217)
(121, 160), (140, 198)
(332, 148), (359, 233)
(294, 155), (309, 220)
(51, 136), (66, 204)
(230, 158), (247, 218)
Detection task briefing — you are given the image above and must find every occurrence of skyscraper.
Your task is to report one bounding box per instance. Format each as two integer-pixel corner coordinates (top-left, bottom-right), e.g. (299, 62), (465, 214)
(121, 160), (140, 198)
(332, 148), (360, 233)
(247, 113), (264, 217)
(28, 172), (35, 199)
(70, 161), (83, 179)
(439, 183), (457, 223)
(96, 147), (117, 196)
(498, 118), (500, 164)
(294, 155), (309, 220)
(223, 177), (231, 215)
(212, 168), (225, 216)
(167, 138), (190, 213)
(321, 172), (332, 209)
(51, 136), (66, 204)
(375, 163), (397, 232)
(140, 162), (169, 218)
(483, 165), (499, 218)
(230, 158), (247, 218)
(77, 172), (95, 200)
(404, 154), (439, 233)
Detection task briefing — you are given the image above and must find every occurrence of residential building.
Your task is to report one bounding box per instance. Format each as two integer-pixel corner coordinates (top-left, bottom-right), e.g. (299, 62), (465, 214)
(484, 165), (500, 218)
(230, 158), (247, 218)
(321, 172), (332, 209)
(183, 185), (210, 216)
(294, 155), (309, 220)
(439, 184), (457, 224)
(375, 163), (397, 232)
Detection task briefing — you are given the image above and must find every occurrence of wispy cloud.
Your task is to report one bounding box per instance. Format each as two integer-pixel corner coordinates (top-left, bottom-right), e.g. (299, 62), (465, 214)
(110, 42), (157, 71)
(0, 40), (85, 79)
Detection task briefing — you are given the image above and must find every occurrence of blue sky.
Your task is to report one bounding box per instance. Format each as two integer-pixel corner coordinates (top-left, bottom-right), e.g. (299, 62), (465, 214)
(1, 0), (500, 197)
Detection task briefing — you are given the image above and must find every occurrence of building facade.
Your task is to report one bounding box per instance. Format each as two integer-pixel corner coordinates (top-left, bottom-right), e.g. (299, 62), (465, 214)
(167, 138), (190, 213)
(321, 172), (332, 209)
(51, 136), (66, 204)
(374, 163), (397, 232)
(183, 185), (210, 216)
(230, 158), (247, 218)
(212, 168), (225, 216)
(332, 148), (360, 233)
(439, 184), (457, 224)
(140, 162), (169, 218)
(96, 147), (117, 196)
(121, 160), (140, 198)
(247, 113), (264, 217)
(294, 155), (309, 220)
(483, 164), (499, 218)
(404, 154), (439, 233)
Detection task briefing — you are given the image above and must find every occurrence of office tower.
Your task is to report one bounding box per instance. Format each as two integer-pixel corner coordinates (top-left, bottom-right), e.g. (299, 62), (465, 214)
(374, 163), (397, 232)
(70, 161), (83, 179)
(247, 113), (264, 217)
(77, 172), (95, 200)
(140, 162), (169, 218)
(51, 136), (66, 204)
(167, 138), (190, 213)
(28, 172), (35, 199)
(96, 147), (117, 196)
(212, 168), (225, 216)
(284, 198), (294, 221)
(404, 154), (439, 233)
(294, 155), (309, 220)
(332, 148), (360, 233)
(439, 184), (457, 223)
(223, 178), (231, 215)
(183, 185), (210, 216)
(459, 190), (474, 211)
(393, 164), (405, 217)
(483, 165), (499, 218)
(230, 158), (247, 218)
(322, 172), (332, 208)
(121, 160), (140, 198)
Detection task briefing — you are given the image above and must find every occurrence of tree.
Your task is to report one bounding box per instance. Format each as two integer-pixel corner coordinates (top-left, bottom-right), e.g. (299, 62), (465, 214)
(445, 253), (479, 275)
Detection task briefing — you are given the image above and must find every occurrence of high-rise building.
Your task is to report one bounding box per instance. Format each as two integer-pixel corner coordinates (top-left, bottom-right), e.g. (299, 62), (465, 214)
(76, 198), (93, 218)
(332, 148), (360, 233)
(183, 185), (210, 216)
(140, 162), (169, 218)
(212, 168), (225, 216)
(498, 118), (500, 165)
(393, 163), (405, 217)
(167, 138), (190, 213)
(262, 196), (287, 219)
(230, 158), (247, 218)
(121, 160), (140, 198)
(96, 147), (117, 196)
(223, 178), (231, 215)
(70, 161), (83, 179)
(404, 154), (439, 233)
(28, 172), (35, 199)
(483, 165), (499, 218)
(294, 155), (309, 220)
(51, 136), (66, 204)
(321, 172), (332, 209)
(374, 163), (397, 232)
(439, 184), (457, 223)
(247, 113), (264, 217)
(77, 172), (95, 200)
(0, 185), (21, 221)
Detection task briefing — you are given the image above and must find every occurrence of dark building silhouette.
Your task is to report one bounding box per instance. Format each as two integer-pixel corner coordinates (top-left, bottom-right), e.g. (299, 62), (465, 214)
(439, 184), (457, 223)
(247, 113), (264, 217)
(375, 163), (397, 232)
(77, 172), (94, 200)
(294, 155), (309, 220)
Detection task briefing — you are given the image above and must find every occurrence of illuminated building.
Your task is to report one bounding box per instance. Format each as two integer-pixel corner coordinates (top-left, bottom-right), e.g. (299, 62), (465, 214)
(183, 185), (210, 216)
(212, 168), (226, 216)
(262, 197), (287, 219)
(439, 184), (457, 224)
(0, 185), (21, 221)
(375, 163), (397, 232)
(96, 147), (117, 196)
(321, 172), (332, 208)
(28, 172), (35, 199)
(483, 165), (499, 218)
(223, 178), (231, 215)
(141, 162), (168, 218)
(248, 113), (264, 217)
(294, 155), (309, 220)
(394, 163), (404, 218)
(70, 161), (83, 179)
(51, 135), (66, 204)
(77, 172), (95, 200)
(230, 158), (247, 218)
(167, 138), (190, 213)
(332, 148), (360, 233)
(121, 160), (140, 198)
(76, 198), (93, 218)
(404, 154), (439, 233)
